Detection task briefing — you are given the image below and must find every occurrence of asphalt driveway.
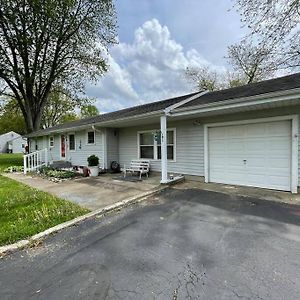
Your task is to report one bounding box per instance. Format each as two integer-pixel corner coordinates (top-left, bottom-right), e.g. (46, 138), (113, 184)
(1, 188), (300, 299)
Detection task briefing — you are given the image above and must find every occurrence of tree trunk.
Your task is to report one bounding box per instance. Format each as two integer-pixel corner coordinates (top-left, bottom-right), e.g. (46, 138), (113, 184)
(23, 96), (46, 133)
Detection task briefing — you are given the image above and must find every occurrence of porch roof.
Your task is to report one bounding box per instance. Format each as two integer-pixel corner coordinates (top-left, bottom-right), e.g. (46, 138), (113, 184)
(26, 72), (300, 138)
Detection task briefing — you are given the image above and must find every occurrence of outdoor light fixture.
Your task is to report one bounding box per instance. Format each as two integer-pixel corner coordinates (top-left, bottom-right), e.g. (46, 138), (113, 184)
(193, 120), (202, 126)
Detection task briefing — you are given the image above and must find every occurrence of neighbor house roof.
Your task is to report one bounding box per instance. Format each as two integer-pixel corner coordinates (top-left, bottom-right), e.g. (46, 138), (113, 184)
(27, 72), (300, 138)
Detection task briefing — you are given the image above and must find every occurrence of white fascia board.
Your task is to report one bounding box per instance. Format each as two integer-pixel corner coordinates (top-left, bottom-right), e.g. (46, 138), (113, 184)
(164, 90), (208, 115)
(169, 88), (300, 117)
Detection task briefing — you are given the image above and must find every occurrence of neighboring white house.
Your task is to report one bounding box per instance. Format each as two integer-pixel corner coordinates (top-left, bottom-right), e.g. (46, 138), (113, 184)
(26, 73), (300, 193)
(0, 131), (27, 153)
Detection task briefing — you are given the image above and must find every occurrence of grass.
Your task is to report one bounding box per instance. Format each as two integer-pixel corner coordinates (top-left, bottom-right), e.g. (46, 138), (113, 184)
(0, 153), (23, 172)
(0, 175), (89, 247)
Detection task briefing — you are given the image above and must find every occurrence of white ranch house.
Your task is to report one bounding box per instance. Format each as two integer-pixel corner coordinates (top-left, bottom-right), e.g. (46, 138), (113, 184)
(26, 73), (300, 193)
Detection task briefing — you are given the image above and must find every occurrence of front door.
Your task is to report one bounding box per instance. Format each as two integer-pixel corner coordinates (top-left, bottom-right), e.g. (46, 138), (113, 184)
(60, 135), (66, 159)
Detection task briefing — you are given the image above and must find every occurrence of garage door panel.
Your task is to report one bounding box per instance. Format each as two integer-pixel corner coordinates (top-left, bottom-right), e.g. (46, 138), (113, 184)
(226, 126), (245, 138)
(268, 157), (290, 168)
(208, 120), (292, 191)
(227, 141), (245, 151)
(266, 121), (290, 135)
(246, 123), (267, 137)
(209, 127), (227, 139)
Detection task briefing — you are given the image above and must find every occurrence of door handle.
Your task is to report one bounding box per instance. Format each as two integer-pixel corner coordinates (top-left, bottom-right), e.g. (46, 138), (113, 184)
(243, 159), (247, 164)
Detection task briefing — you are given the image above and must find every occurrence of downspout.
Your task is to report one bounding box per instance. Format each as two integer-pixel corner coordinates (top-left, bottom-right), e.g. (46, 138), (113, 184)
(92, 125), (107, 170)
(160, 90), (209, 184)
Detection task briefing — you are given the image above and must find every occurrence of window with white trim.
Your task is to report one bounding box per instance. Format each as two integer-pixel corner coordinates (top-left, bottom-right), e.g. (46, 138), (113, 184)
(138, 129), (175, 160)
(157, 130), (174, 160)
(87, 131), (95, 144)
(49, 136), (54, 148)
(69, 134), (75, 151)
(139, 132), (154, 159)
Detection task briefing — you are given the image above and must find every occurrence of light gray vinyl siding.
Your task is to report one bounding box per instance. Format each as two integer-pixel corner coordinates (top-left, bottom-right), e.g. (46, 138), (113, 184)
(106, 128), (119, 168)
(48, 135), (60, 162)
(119, 120), (204, 176)
(65, 130), (104, 166)
(36, 130), (104, 167)
(118, 105), (300, 186)
(31, 104), (300, 188)
(11, 137), (26, 153)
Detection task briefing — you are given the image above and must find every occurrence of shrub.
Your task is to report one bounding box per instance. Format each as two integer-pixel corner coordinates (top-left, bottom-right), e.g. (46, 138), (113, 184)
(3, 166), (24, 173)
(40, 166), (76, 179)
(46, 170), (76, 179)
(87, 155), (99, 166)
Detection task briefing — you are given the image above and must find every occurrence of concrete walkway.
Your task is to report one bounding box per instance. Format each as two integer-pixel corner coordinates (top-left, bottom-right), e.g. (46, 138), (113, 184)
(4, 173), (161, 211)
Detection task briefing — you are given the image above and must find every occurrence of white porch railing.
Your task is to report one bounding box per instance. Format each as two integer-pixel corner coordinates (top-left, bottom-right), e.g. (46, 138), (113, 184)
(24, 148), (48, 174)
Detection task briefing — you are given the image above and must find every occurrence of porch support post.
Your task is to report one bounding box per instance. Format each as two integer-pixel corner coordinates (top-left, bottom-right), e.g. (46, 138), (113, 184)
(160, 114), (168, 183)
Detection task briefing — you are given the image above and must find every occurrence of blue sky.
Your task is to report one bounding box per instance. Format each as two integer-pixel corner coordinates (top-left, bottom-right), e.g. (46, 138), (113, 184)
(86, 0), (246, 112)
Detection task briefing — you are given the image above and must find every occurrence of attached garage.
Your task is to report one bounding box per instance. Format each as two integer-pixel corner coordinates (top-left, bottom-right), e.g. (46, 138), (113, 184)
(204, 116), (299, 193)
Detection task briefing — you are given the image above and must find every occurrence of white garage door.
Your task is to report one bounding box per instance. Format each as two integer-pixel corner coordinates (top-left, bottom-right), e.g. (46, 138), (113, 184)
(208, 120), (292, 191)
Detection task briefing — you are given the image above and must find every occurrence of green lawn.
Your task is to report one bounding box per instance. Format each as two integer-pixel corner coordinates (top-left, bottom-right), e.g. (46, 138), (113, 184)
(0, 176), (89, 246)
(0, 153), (23, 172)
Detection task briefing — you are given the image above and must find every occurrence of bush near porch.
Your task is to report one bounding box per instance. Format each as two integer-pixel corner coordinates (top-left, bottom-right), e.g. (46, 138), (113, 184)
(0, 175), (89, 246)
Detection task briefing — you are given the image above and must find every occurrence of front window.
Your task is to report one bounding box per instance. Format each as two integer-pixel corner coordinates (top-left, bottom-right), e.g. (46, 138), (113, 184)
(157, 131), (174, 160)
(87, 131), (95, 144)
(69, 134), (75, 150)
(138, 129), (175, 160)
(49, 136), (54, 148)
(139, 132), (154, 159)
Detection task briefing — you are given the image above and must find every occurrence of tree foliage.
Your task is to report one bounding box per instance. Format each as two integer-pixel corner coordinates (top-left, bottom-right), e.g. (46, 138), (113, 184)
(0, 0), (117, 132)
(234, 0), (300, 70)
(185, 67), (220, 91)
(41, 90), (78, 128)
(185, 66), (247, 92)
(0, 98), (26, 134)
(227, 39), (277, 83)
(80, 104), (99, 118)
(41, 89), (100, 128)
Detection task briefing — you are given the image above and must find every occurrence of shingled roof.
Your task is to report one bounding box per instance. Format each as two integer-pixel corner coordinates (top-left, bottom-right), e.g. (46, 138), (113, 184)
(26, 92), (200, 137)
(179, 72), (300, 109)
(27, 72), (300, 138)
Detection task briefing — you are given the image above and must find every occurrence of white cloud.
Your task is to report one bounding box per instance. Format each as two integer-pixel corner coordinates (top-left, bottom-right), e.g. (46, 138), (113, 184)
(86, 18), (225, 112)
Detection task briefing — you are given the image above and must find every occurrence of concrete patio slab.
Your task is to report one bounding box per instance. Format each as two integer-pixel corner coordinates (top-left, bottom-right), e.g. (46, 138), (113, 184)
(4, 173), (161, 210)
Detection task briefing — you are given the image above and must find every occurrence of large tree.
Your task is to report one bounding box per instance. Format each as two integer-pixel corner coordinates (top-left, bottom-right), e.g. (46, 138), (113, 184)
(234, 0), (300, 70)
(0, 0), (117, 133)
(185, 66), (246, 92)
(41, 89), (79, 128)
(227, 39), (277, 83)
(185, 66), (222, 92)
(80, 104), (99, 118)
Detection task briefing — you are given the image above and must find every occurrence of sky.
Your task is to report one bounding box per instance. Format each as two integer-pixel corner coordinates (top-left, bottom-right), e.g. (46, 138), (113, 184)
(86, 0), (247, 113)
